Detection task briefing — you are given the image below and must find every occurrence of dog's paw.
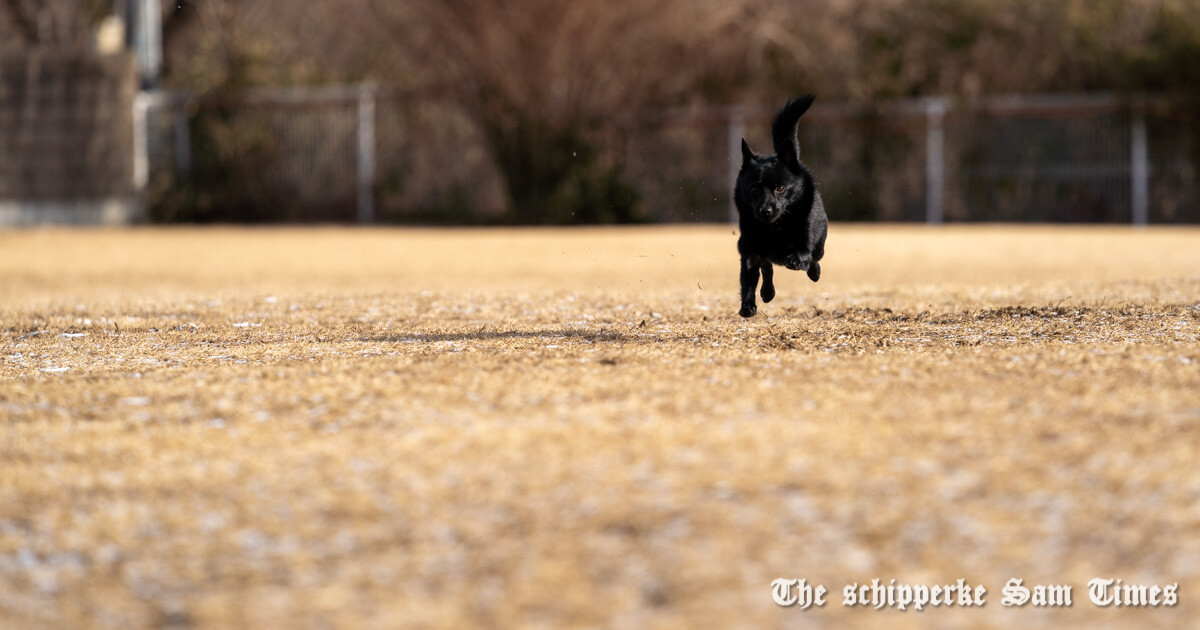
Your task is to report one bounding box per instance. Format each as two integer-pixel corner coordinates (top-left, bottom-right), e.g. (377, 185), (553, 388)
(739, 304), (757, 318)
(760, 284), (775, 303)
(807, 261), (821, 283)
(783, 252), (811, 271)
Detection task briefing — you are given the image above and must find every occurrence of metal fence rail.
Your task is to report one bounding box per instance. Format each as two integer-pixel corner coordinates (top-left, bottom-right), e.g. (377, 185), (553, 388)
(135, 87), (1199, 224)
(644, 95), (1197, 224)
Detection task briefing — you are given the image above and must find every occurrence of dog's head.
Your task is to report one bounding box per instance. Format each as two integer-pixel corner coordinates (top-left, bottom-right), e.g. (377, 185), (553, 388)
(736, 95), (816, 224)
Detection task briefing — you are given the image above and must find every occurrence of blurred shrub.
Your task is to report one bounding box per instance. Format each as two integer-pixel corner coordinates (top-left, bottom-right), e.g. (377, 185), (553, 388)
(483, 113), (642, 224)
(149, 105), (282, 223)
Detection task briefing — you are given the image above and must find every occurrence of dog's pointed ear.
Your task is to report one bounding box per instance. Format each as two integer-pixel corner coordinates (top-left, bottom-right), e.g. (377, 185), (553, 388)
(741, 138), (755, 164)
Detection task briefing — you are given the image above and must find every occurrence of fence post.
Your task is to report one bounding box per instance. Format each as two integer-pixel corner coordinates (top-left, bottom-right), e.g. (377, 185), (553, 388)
(924, 98), (947, 224)
(1130, 109), (1149, 226)
(132, 91), (151, 191)
(727, 106), (746, 223)
(357, 83), (376, 224)
(132, 0), (163, 88)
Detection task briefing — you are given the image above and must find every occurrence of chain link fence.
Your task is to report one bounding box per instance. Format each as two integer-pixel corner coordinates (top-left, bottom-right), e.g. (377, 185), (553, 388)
(634, 95), (1198, 224)
(0, 52), (139, 225)
(137, 86), (506, 224)
(129, 87), (1199, 225)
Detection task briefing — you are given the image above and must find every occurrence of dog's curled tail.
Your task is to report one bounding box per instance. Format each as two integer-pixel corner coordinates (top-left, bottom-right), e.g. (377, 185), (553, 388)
(771, 94), (816, 171)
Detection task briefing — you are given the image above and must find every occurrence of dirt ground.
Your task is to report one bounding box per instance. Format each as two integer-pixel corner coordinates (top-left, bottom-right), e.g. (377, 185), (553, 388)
(2, 224), (1199, 629)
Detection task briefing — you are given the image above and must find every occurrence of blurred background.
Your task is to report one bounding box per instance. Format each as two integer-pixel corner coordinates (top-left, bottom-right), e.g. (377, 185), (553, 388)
(1, 0), (1198, 226)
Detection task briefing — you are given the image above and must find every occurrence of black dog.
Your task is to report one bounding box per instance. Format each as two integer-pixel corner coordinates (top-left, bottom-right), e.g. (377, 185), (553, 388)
(734, 95), (828, 318)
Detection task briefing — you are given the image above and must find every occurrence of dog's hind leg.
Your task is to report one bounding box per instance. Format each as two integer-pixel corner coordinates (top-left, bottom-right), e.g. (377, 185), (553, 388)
(760, 262), (775, 303)
(807, 260), (821, 283)
(739, 256), (761, 317)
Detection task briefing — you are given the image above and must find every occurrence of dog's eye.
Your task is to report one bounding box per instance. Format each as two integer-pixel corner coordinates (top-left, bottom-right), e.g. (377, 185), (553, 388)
(773, 186), (786, 195)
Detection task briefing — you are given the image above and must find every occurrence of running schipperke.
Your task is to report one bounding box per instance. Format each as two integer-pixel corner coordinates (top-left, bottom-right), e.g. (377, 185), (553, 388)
(734, 95), (827, 317)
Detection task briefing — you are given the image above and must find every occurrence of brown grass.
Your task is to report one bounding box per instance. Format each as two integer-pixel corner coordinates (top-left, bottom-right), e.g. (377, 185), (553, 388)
(2, 224), (1199, 629)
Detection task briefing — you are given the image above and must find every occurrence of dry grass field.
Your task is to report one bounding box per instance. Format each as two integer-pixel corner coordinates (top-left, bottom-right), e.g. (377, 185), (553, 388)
(2, 224), (1199, 629)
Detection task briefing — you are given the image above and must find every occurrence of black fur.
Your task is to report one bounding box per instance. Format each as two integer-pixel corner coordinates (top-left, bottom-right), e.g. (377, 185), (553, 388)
(734, 95), (828, 317)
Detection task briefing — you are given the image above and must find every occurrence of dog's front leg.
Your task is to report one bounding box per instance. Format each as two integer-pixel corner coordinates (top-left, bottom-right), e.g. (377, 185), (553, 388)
(782, 249), (813, 272)
(760, 261), (775, 303)
(739, 255), (761, 317)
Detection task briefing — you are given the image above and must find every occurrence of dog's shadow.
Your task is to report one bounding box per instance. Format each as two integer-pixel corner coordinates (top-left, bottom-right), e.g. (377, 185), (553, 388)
(364, 327), (630, 346)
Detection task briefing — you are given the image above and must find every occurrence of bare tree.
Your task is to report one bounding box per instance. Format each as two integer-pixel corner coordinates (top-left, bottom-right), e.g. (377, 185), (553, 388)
(366, 0), (760, 221)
